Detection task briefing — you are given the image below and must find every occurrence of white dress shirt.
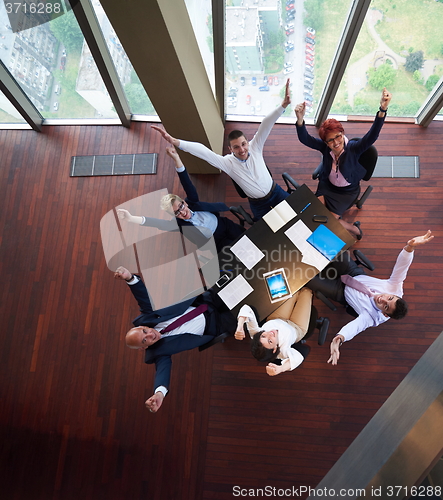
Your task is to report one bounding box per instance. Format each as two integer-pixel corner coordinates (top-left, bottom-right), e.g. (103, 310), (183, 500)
(178, 105), (285, 199)
(238, 305), (304, 370)
(338, 248), (414, 342)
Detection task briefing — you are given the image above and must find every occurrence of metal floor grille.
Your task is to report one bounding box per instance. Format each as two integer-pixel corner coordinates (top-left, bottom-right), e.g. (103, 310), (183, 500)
(373, 156), (419, 178)
(70, 153), (157, 177)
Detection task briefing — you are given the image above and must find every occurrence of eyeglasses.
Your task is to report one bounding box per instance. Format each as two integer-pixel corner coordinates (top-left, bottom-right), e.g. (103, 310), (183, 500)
(173, 201), (186, 216)
(325, 133), (343, 145)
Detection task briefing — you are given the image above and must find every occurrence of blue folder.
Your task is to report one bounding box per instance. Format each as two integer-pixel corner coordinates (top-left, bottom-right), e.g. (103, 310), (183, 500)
(307, 225), (345, 261)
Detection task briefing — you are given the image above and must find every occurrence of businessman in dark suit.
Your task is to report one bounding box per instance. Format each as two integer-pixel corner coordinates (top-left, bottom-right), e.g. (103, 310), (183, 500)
(118, 147), (245, 253)
(114, 266), (236, 413)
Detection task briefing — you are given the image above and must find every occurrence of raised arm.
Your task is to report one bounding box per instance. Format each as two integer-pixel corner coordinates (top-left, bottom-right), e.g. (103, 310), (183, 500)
(151, 125), (181, 148)
(117, 208), (143, 225)
(294, 101), (306, 126)
(378, 87), (392, 117)
(114, 267), (153, 315)
(165, 146), (201, 203)
(281, 78), (291, 109)
(404, 230), (434, 252)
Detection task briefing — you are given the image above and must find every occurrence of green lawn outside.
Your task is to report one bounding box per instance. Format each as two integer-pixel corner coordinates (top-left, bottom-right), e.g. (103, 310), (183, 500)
(308, 0), (443, 116)
(45, 50), (97, 119)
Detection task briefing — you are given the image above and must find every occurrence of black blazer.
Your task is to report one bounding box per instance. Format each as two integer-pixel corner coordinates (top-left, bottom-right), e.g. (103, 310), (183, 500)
(129, 279), (221, 392)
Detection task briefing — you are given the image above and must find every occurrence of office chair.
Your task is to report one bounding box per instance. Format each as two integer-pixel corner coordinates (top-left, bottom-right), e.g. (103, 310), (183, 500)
(230, 205), (254, 227)
(312, 140), (378, 210)
(314, 249), (375, 314)
(282, 172), (301, 193)
(199, 331), (231, 351)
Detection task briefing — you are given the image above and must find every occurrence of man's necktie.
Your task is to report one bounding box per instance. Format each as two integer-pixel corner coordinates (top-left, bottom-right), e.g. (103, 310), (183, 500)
(160, 304), (208, 334)
(341, 275), (376, 297)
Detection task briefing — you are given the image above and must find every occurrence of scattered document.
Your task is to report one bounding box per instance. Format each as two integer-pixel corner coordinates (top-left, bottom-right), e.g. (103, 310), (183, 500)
(218, 275), (254, 310)
(285, 219), (312, 250)
(230, 235), (265, 270)
(284, 220), (329, 271)
(262, 200), (297, 232)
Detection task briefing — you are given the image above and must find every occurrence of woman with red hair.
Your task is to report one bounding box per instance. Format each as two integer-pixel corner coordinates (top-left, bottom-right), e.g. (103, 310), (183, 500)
(294, 88), (392, 239)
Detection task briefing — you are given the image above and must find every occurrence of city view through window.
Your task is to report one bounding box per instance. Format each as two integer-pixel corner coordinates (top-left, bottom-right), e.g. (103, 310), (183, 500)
(225, 0), (443, 119)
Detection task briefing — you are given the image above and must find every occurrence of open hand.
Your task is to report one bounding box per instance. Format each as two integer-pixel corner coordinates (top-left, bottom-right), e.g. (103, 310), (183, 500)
(327, 336), (343, 365)
(281, 79), (291, 108)
(151, 125), (179, 147)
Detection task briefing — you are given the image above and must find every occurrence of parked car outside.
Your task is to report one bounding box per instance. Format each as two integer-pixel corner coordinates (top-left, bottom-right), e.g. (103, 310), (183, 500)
(268, 76), (273, 86)
(286, 29), (294, 36)
(273, 76), (279, 86)
(246, 95), (251, 105)
(259, 85), (269, 91)
(252, 76), (257, 85)
(305, 37), (315, 45)
(283, 67), (294, 75)
(53, 101), (59, 111)
(240, 77), (245, 86)
(285, 45), (294, 52)
(306, 27), (316, 35)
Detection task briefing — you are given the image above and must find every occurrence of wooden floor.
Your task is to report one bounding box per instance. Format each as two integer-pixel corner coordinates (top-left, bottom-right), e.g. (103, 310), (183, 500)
(0, 116), (442, 500)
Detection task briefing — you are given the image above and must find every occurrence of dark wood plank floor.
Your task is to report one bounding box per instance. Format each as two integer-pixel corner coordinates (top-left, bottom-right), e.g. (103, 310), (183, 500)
(0, 116), (442, 500)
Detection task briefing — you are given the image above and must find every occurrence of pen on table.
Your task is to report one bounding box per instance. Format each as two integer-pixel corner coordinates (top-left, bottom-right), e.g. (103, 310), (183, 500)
(300, 202), (311, 213)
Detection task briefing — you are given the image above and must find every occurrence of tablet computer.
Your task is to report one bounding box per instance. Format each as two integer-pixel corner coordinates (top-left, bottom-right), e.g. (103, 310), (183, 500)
(263, 268), (292, 303)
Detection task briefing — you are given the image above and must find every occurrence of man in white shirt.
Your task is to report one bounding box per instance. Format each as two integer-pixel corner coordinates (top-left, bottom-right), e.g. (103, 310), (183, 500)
(305, 231), (434, 365)
(151, 79), (292, 220)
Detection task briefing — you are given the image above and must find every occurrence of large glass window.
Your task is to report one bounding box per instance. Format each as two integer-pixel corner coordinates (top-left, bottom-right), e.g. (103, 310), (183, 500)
(91, 0), (156, 117)
(331, 0), (443, 117)
(184, 0), (215, 93)
(0, 0), (117, 119)
(224, 0), (354, 119)
(0, 88), (28, 124)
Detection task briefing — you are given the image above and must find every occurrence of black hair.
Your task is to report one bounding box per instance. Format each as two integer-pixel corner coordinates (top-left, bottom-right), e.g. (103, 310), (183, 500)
(227, 129), (246, 144)
(389, 297), (408, 320)
(250, 331), (280, 363)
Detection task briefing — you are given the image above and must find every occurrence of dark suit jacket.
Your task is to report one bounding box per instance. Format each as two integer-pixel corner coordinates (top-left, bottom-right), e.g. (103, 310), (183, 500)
(129, 278), (235, 393)
(142, 168), (231, 249)
(295, 112), (385, 186)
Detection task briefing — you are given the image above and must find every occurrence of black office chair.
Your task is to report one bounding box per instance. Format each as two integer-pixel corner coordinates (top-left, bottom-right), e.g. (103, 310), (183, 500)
(230, 205), (254, 227)
(199, 331), (231, 351)
(282, 172), (301, 193)
(314, 249), (375, 314)
(312, 140), (378, 210)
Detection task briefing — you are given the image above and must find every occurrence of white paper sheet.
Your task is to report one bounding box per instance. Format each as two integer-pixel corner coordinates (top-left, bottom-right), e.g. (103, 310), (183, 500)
(229, 235), (265, 270)
(217, 275), (254, 310)
(284, 220), (329, 271)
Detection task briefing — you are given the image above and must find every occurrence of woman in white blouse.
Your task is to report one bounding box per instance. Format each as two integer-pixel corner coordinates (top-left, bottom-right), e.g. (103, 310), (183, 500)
(236, 288), (325, 376)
